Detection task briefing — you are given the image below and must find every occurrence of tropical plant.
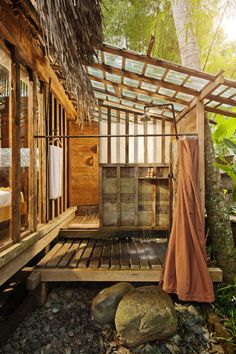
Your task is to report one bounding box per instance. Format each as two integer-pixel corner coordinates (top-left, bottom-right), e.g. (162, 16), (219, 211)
(212, 116), (236, 157)
(215, 138), (236, 200)
(214, 278), (236, 345)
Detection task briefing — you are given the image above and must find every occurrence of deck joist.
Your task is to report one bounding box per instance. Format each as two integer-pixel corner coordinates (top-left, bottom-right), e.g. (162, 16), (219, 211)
(35, 238), (223, 283)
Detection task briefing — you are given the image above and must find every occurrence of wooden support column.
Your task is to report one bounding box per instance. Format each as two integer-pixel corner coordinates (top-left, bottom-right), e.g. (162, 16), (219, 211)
(161, 120), (166, 164)
(116, 110), (120, 163)
(11, 47), (21, 243)
(117, 166), (121, 226)
(107, 108), (111, 163)
(152, 183), (157, 227)
(50, 95), (55, 220)
(99, 167), (103, 227)
(144, 119), (148, 163)
(125, 112), (129, 164)
(153, 118), (157, 163)
(60, 105), (64, 213)
(196, 101), (205, 220)
(29, 73), (38, 232)
(134, 114), (138, 163)
(64, 111), (68, 211)
(134, 166), (139, 226)
(55, 100), (60, 217)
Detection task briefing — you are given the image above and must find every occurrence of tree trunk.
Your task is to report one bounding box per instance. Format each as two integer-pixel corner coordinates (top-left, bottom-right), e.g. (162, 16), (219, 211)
(171, 0), (201, 69)
(171, 0), (236, 281)
(205, 117), (236, 281)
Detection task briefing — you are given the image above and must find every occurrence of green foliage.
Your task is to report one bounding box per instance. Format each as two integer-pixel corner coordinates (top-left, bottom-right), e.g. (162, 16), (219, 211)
(101, 0), (236, 78)
(214, 137), (236, 201)
(212, 116), (236, 156)
(213, 279), (236, 345)
(102, 0), (180, 62)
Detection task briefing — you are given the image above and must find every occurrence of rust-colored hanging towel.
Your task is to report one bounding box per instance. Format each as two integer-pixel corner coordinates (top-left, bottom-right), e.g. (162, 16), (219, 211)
(162, 138), (214, 302)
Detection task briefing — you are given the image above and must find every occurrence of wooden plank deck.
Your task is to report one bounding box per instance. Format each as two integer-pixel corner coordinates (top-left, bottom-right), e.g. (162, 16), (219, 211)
(67, 214), (99, 229)
(36, 238), (223, 282)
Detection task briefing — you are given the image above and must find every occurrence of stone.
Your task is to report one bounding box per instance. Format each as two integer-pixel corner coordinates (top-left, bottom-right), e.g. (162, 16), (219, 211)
(91, 282), (135, 325)
(115, 285), (177, 347)
(165, 343), (179, 353)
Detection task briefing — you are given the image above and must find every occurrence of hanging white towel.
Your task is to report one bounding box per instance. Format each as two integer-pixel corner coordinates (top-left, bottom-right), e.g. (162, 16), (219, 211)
(49, 145), (63, 199)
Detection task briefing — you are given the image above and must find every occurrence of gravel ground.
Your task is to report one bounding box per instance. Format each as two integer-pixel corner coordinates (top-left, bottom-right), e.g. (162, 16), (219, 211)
(0, 284), (225, 354)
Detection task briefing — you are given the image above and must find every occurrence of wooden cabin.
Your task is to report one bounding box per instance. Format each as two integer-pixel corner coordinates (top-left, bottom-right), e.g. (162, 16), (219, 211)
(1, 0), (236, 295)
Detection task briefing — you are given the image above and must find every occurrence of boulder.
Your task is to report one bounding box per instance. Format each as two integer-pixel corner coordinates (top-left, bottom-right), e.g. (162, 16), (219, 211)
(91, 282), (135, 325)
(115, 285), (177, 347)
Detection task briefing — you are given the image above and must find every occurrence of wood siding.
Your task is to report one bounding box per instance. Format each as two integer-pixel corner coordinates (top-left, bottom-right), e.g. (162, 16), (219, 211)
(69, 121), (99, 206)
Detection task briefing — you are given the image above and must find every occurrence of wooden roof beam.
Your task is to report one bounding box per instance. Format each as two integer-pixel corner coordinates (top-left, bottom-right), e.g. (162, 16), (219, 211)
(88, 74), (189, 106)
(92, 62), (198, 96)
(176, 71), (224, 122)
(205, 106), (236, 118)
(98, 101), (173, 122)
(94, 87), (181, 113)
(112, 83), (122, 98)
(98, 43), (216, 82)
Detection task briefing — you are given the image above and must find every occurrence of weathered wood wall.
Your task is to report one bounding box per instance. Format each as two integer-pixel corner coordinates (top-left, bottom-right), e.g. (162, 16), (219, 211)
(100, 164), (170, 229)
(69, 121), (99, 206)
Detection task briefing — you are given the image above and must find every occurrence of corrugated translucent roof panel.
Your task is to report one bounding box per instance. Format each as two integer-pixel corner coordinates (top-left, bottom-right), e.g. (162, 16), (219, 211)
(95, 91), (106, 99)
(106, 84), (116, 93)
(220, 87), (236, 98)
(105, 72), (121, 83)
(140, 82), (157, 92)
(175, 92), (193, 101)
(88, 67), (103, 78)
(121, 99), (135, 107)
(210, 85), (228, 95)
(123, 77), (139, 87)
(184, 77), (208, 90)
(135, 104), (145, 110)
(159, 87), (176, 97)
(108, 96), (120, 103)
(104, 53), (122, 68)
(88, 44), (236, 119)
(166, 70), (188, 85)
(125, 59), (144, 74)
(152, 98), (169, 105)
(145, 64), (165, 79)
(122, 89), (137, 99)
(137, 93), (152, 102)
(91, 80), (105, 90)
(206, 100), (220, 107)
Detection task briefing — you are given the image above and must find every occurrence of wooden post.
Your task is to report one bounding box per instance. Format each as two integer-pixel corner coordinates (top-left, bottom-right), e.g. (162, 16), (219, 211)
(117, 166), (121, 226)
(161, 120), (166, 164)
(60, 105), (64, 213)
(41, 83), (47, 223)
(125, 112), (129, 164)
(29, 73), (38, 232)
(144, 119), (148, 163)
(134, 114), (138, 163)
(134, 165), (139, 226)
(99, 167), (103, 227)
(116, 110), (120, 163)
(50, 94), (55, 220)
(64, 111), (68, 211)
(107, 108), (111, 163)
(153, 118), (157, 163)
(11, 46), (21, 243)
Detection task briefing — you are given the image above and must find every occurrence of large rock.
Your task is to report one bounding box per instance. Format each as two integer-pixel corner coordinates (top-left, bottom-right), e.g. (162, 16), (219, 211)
(91, 282), (135, 325)
(115, 285), (177, 347)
